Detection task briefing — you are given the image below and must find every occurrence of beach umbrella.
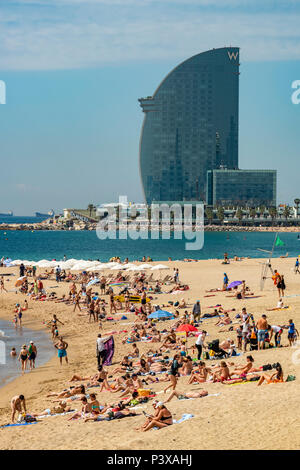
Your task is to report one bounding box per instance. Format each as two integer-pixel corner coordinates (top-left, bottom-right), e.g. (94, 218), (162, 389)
(11, 260), (22, 266)
(176, 324), (198, 333)
(122, 263), (136, 269)
(15, 276), (26, 287)
(148, 309), (174, 320)
(227, 280), (242, 290)
(139, 263), (153, 269)
(4, 258), (12, 266)
(126, 266), (145, 271)
(150, 264), (169, 270)
(87, 278), (100, 286)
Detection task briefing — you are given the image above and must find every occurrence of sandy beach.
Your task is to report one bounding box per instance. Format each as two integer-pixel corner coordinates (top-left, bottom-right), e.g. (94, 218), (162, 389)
(0, 257), (300, 450)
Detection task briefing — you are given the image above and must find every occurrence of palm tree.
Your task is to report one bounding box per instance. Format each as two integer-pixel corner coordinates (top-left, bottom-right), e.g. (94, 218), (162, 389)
(283, 205), (291, 220)
(249, 208), (256, 224)
(294, 199), (300, 218)
(269, 207), (277, 226)
(216, 206), (225, 224)
(205, 207), (214, 225)
(235, 207), (243, 225)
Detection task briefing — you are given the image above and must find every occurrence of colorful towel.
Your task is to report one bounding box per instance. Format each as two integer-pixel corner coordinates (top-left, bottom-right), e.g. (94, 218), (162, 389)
(103, 336), (115, 366)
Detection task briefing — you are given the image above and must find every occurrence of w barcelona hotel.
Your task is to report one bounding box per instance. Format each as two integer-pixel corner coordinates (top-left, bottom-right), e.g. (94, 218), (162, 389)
(138, 47), (276, 208)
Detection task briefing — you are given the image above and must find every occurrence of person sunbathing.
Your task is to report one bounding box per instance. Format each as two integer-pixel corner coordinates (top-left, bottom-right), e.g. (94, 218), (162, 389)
(67, 396), (92, 420)
(32, 400), (71, 417)
(164, 389), (208, 403)
(46, 384), (85, 399)
(188, 361), (210, 384)
(215, 313), (232, 327)
(230, 355), (260, 377)
(111, 356), (133, 374)
(140, 402), (173, 431)
(257, 363), (284, 386)
(211, 361), (231, 382)
(180, 356), (193, 376)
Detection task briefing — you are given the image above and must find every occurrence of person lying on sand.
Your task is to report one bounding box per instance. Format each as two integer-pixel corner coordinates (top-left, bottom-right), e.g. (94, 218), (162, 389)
(47, 384), (85, 399)
(164, 389), (208, 403)
(32, 400), (72, 417)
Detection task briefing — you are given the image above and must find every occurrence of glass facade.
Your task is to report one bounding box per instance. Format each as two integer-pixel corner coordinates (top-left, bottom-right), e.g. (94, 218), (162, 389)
(139, 47), (240, 204)
(206, 169), (277, 207)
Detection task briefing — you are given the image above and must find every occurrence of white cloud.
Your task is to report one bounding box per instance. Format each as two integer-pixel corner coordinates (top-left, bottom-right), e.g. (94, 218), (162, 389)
(0, 3), (300, 70)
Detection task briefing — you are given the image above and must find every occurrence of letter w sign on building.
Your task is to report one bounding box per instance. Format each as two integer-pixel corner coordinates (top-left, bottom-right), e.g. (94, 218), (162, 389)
(228, 51), (238, 61)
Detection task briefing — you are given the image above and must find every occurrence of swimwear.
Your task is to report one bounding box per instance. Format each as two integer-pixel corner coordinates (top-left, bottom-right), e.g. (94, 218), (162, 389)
(20, 354), (28, 361)
(58, 349), (67, 358)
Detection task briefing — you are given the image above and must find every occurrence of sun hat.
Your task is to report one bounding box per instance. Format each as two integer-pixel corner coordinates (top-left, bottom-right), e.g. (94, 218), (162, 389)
(155, 401), (164, 408)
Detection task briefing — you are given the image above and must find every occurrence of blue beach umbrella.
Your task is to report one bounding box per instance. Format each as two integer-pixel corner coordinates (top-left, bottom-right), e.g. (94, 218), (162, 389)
(227, 280), (242, 289)
(148, 310), (174, 319)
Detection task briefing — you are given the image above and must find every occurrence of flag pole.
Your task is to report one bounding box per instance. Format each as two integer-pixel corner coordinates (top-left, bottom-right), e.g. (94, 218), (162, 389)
(271, 232), (278, 258)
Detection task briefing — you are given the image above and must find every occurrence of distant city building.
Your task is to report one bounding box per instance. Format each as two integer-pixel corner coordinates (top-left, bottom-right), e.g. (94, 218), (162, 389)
(139, 47), (240, 204)
(206, 169), (277, 207)
(138, 47), (278, 207)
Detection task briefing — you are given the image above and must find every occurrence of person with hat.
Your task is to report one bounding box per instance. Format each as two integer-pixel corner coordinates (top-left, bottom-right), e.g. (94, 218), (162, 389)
(28, 341), (37, 370)
(192, 300), (201, 322)
(140, 402), (173, 431)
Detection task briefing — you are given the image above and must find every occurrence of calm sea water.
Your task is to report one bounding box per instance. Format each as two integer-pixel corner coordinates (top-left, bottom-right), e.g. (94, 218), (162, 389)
(0, 216), (48, 225)
(0, 230), (299, 262)
(0, 319), (54, 388)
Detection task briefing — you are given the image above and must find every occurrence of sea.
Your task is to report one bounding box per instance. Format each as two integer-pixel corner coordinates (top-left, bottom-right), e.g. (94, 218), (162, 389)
(0, 229), (299, 262)
(0, 319), (54, 388)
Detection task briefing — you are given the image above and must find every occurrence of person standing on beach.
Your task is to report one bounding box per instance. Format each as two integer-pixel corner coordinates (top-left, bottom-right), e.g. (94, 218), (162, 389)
(223, 273), (229, 290)
(256, 314), (268, 350)
(109, 291), (117, 314)
(11, 395), (26, 423)
(28, 341), (37, 370)
(55, 336), (68, 365)
(192, 300), (201, 322)
(73, 292), (81, 312)
(0, 276), (7, 293)
(295, 258), (300, 274)
(195, 330), (207, 360)
(19, 263), (25, 277)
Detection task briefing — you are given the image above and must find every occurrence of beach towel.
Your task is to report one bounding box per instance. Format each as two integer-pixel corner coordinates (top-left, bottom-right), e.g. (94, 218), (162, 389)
(173, 413), (194, 424)
(103, 336), (115, 366)
(1, 422), (38, 428)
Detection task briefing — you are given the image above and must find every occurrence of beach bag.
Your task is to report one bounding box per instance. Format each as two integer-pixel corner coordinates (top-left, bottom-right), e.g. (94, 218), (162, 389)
(24, 414), (37, 423)
(286, 375), (296, 382)
(137, 388), (151, 397)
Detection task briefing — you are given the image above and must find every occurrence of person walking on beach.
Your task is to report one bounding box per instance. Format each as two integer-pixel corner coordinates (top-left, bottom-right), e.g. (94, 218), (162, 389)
(223, 273), (229, 290)
(96, 333), (112, 368)
(0, 276), (7, 293)
(109, 291), (117, 314)
(55, 336), (68, 365)
(256, 314), (268, 350)
(192, 300), (201, 322)
(73, 292), (81, 312)
(28, 341), (37, 370)
(18, 344), (28, 374)
(295, 258), (300, 274)
(11, 395), (26, 423)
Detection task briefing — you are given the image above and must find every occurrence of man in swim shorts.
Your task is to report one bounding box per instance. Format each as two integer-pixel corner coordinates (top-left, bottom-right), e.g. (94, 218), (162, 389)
(256, 315), (268, 350)
(11, 395), (26, 423)
(55, 336), (68, 365)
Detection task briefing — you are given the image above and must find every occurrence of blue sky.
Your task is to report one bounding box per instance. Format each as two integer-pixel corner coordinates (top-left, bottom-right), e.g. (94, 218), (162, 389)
(0, 0), (300, 214)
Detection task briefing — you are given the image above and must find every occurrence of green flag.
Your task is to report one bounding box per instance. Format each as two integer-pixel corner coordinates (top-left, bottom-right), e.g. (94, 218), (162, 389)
(275, 235), (284, 247)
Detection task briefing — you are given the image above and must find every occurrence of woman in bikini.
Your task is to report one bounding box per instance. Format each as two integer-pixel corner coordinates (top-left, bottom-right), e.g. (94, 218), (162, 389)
(257, 363), (284, 386)
(18, 345), (28, 374)
(188, 361), (210, 384)
(212, 361), (231, 382)
(141, 403), (173, 431)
